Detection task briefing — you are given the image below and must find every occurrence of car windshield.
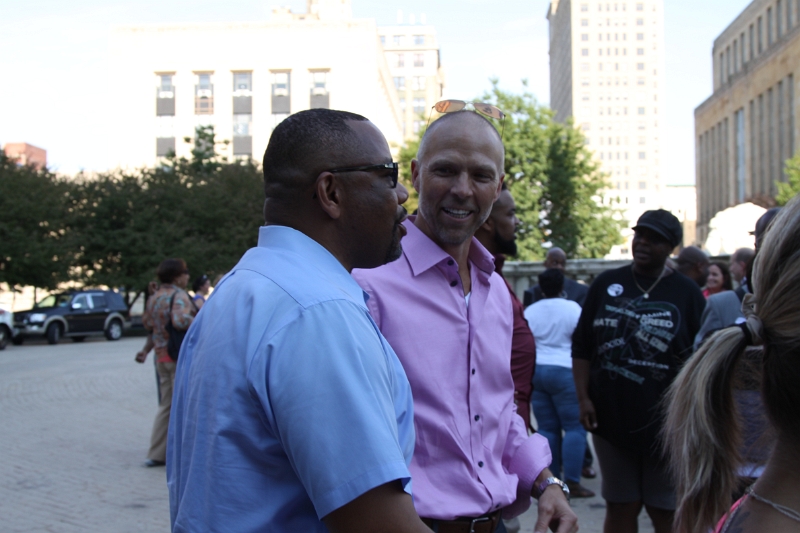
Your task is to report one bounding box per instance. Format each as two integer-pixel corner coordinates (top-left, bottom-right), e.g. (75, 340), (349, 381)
(35, 293), (73, 308)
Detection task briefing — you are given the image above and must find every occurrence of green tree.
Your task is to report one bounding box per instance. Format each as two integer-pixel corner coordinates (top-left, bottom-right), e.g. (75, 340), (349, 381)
(776, 152), (800, 206)
(0, 153), (73, 290)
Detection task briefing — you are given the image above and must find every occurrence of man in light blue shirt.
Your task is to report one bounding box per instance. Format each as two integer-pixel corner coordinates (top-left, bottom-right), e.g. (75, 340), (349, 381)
(167, 109), (430, 533)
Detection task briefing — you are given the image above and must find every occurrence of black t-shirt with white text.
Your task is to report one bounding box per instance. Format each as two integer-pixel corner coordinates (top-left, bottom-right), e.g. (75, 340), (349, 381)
(572, 265), (705, 456)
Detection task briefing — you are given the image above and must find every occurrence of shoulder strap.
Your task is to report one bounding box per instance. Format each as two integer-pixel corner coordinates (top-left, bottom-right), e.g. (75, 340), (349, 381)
(168, 290), (180, 326)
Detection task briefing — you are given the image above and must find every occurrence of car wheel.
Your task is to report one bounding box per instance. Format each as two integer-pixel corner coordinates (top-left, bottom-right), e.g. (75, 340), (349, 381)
(46, 322), (63, 345)
(0, 325), (10, 350)
(12, 335), (24, 346)
(72, 336), (86, 343)
(105, 319), (123, 341)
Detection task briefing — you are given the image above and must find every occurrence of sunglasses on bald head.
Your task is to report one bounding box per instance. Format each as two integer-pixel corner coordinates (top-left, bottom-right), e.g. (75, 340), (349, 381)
(426, 100), (506, 139)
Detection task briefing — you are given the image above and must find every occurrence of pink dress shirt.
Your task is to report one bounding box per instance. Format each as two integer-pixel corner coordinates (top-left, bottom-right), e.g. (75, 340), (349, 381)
(352, 218), (551, 520)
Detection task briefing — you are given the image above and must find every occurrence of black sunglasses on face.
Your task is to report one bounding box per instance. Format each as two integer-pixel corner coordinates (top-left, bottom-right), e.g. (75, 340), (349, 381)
(327, 162), (399, 188)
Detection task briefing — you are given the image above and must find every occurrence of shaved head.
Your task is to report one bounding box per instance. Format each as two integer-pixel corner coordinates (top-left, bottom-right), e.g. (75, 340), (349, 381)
(419, 111), (504, 165)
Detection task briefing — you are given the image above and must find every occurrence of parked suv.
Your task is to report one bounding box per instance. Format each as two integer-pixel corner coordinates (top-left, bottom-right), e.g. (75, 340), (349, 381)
(12, 290), (129, 345)
(0, 307), (12, 350)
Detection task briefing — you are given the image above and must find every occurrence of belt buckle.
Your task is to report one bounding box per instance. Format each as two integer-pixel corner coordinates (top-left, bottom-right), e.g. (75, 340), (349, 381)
(469, 516), (491, 533)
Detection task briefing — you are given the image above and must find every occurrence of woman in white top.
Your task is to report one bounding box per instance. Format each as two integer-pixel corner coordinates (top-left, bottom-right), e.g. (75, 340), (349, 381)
(524, 268), (594, 498)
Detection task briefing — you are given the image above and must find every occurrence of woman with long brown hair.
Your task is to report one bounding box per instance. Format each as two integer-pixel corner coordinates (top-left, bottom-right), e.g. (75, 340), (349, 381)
(664, 196), (800, 533)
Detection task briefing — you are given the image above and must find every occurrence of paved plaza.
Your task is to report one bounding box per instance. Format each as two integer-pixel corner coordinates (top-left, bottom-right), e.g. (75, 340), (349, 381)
(0, 337), (654, 533)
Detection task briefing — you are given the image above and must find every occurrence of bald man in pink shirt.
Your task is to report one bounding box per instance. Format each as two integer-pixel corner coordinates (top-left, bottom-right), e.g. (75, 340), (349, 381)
(353, 109), (577, 533)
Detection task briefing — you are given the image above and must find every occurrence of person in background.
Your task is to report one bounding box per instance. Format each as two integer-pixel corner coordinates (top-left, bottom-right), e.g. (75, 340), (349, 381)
(728, 248), (754, 289)
(523, 247), (588, 308)
(572, 209), (705, 533)
(702, 261), (732, 298)
(191, 274), (211, 310)
(524, 268), (594, 499)
(664, 197), (800, 533)
(142, 258), (196, 467)
(474, 183), (537, 430)
(674, 246), (710, 287)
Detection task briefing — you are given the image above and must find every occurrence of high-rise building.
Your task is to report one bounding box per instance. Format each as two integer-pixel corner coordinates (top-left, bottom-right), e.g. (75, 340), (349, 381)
(107, 0), (444, 169)
(694, 0), (799, 244)
(547, 0), (666, 256)
(378, 16), (445, 140)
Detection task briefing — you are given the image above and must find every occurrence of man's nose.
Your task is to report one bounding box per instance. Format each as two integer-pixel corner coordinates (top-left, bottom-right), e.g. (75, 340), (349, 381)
(450, 172), (472, 197)
(396, 181), (410, 205)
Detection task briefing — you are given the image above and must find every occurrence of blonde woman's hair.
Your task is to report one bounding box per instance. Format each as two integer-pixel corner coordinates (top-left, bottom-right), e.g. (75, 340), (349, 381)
(663, 195), (800, 533)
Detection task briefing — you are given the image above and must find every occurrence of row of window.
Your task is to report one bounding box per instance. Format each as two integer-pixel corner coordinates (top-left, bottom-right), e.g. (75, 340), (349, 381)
(582, 121), (654, 132)
(399, 97), (427, 114)
(581, 48), (649, 56)
(581, 77), (655, 88)
(393, 76), (428, 91)
(580, 62), (653, 73)
(392, 53), (426, 68)
(380, 34), (428, 47)
(156, 70), (329, 118)
(698, 74), (795, 221)
(581, 32), (648, 41)
(580, 2), (652, 12)
(581, 17), (648, 27)
(718, 0), (799, 87)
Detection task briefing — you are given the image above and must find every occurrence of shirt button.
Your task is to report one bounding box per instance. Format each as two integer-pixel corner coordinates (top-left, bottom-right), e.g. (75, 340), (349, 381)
(450, 280), (457, 287)
(447, 260), (454, 266)
(472, 368), (476, 375)
(474, 415), (480, 421)
(478, 461), (484, 468)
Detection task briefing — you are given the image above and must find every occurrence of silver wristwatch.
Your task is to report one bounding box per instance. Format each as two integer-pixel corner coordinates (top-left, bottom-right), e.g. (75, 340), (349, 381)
(533, 476), (570, 501)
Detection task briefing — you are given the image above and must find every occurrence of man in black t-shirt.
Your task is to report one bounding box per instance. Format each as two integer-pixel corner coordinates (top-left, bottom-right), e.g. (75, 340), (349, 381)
(572, 209), (705, 533)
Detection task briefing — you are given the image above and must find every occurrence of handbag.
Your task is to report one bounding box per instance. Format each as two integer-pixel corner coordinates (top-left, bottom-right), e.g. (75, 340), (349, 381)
(165, 290), (188, 361)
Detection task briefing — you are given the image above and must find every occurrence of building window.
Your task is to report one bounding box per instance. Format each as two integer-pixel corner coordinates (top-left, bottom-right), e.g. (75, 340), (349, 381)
(413, 53), (424, 67)
(582, 33), (589, 41)
(639, 181), (647, 189)
(232, 72), (253, 114)
(581, 19), (589, 26)
(637, 77), (645, 85)
(636, 18), (644, 26)
(156, 73), (175, 116)
(637, 63), (645, 70)
(638, 151), (646, 159)
(758, 16), (763, 53)
(411, 76), (426, 91)
(394, 53), (405, 68)
(636, 3), (644, 10)
(778, 0), (784, 37)
(639, 196), (646, 204)
(637, 48), (645, 55)
(581, 77), (590, 86)
(194, 73), (214, 115)
(412, 97), (425, 114)
(156, 136), (175, 157)
(380, 35), (386, 45)
(582, 48), (589, 56)
(394, 76), (406, 90)
(271, 71), (290, 114)
(768, 7), (774, 45)
(399, 97), (406, 111)
(581, 3), (589, 11)
(581, 63), (590, 71)
(310, 70), (329, 109)
(735, 108), (746, 202)
(393, 35), (405, 46)
(413, 34), (425, 45)
(637, 33), (644, 40)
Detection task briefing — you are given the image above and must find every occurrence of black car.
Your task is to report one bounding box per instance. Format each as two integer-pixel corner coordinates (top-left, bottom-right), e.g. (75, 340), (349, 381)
(12, 290), (130, 345)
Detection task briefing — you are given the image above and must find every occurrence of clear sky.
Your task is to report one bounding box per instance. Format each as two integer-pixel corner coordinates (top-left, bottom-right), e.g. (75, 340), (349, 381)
(0, 0), (753, 183)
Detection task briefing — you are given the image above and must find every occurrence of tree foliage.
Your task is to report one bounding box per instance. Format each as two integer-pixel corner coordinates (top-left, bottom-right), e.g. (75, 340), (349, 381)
(0, 154), (72, 290)
(776, 152), (800, 206)
(2, 126), (264, 304)
(397, 81), (624, 260)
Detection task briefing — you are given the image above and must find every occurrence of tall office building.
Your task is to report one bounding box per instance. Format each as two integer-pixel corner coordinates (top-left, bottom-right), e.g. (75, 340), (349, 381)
(107, 0), (444, 169)
(378, 16), (445, 139)
(547, 0), (666, 256)
(695, 0), (800, 244)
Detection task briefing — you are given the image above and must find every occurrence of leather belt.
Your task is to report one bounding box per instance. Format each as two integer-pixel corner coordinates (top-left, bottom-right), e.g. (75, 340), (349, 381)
(421, 510), (501, 533)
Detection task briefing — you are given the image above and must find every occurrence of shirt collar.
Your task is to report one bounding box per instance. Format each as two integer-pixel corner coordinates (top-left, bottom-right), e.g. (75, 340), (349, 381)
(402, 216), (496, 277)
(255, 225), (369, 306)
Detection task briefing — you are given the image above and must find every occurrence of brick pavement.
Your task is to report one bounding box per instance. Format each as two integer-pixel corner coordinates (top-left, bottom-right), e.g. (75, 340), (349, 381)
(0, 338), (656, 533)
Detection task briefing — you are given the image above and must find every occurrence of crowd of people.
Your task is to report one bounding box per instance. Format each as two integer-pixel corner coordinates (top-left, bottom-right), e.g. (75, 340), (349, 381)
(131, 105), (798, 533)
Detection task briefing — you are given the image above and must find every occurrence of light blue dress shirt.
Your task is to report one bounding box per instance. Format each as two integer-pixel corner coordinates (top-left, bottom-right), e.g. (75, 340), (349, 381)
(167, 226), (415, 533)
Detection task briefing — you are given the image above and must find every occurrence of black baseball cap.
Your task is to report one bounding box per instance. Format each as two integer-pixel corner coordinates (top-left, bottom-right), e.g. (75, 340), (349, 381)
(632, 209), (683, 248)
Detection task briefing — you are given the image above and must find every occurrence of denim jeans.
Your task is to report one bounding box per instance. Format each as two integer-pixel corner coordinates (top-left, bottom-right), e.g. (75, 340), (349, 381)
(531, 364), (587, 483)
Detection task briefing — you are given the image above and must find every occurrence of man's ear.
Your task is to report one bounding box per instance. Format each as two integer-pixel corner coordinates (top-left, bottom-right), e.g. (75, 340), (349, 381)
(479, 213), (496, 235)
(494, 174), (505, 202)
(314, 172), (343, 220)
(411, 159), (422, 193)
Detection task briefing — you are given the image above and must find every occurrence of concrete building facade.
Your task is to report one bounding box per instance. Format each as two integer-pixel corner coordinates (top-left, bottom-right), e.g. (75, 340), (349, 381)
(547, 0), (666, 257)
(107, 0), (440, 169)
(695, 0), (800, 243)
(378, 18), (445, 139)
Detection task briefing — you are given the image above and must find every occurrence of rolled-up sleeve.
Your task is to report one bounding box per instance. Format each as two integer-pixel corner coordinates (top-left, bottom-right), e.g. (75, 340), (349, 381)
(501, 415), (552, 518)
